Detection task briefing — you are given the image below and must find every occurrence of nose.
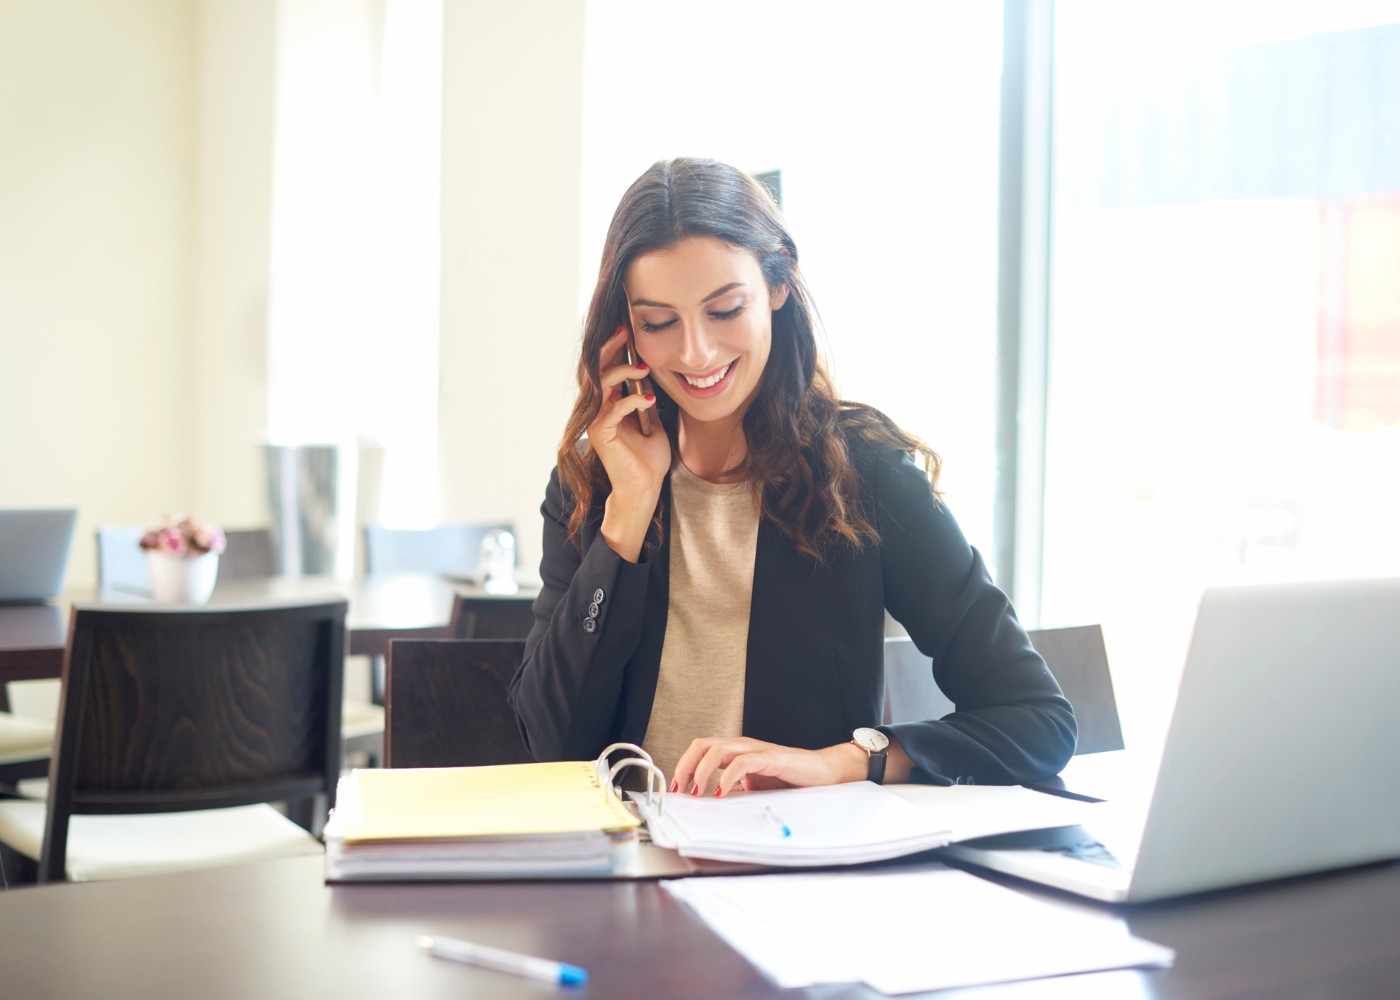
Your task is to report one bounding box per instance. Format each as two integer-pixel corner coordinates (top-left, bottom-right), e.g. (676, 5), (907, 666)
(676, 320), (717, 371)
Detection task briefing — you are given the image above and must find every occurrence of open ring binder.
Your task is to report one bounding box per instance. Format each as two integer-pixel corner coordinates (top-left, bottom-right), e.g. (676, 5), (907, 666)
(595, 743), (667, 815)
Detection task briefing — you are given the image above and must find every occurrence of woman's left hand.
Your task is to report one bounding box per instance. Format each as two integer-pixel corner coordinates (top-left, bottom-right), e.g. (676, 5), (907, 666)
(671, 736), (869, 797)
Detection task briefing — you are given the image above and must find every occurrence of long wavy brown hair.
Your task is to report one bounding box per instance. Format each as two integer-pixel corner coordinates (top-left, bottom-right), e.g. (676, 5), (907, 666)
(558, 158), (940, 561)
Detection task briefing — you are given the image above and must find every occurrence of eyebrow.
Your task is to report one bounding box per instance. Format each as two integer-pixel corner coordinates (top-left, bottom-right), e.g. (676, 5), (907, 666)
(629, 282), (747, 310)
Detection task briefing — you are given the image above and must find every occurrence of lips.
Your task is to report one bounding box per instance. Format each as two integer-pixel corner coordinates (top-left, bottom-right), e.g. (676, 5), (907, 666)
(674, 360), (737, 398)
(682, 362), (732, 389)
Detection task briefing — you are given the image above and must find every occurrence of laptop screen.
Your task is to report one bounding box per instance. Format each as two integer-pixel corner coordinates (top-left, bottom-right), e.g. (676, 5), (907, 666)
(0, 507), (78, 603)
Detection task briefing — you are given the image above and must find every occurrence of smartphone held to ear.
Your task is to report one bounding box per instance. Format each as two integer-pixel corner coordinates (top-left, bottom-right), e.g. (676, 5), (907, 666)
(621, 334), (653, 436)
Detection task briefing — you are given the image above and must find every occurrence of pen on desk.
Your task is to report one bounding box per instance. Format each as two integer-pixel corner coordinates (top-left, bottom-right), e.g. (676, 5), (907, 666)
(764, 805), (792, 838)
(417, 935), (588, 986)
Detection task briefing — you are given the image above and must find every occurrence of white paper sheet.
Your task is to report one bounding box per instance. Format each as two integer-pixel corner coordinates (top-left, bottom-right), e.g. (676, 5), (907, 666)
(636, 781), (1098, 866)
(663, 866), (1174, 994)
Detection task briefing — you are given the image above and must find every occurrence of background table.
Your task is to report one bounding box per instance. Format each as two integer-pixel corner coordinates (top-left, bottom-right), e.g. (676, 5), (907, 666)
(0, 574), (537, 703)
(2, 850), (1398, 998)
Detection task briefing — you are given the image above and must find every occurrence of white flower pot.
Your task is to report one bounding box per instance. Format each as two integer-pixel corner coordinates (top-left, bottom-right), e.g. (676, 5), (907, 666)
(147, 551), (220, 605)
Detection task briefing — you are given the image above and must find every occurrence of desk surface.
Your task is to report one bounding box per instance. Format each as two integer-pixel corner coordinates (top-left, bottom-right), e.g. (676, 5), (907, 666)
(2, 851), (1398, 998)
(0, 574), (538, 688)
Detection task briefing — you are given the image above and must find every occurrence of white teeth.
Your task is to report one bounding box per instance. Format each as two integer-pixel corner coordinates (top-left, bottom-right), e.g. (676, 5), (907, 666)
(683, 363), (731, 389)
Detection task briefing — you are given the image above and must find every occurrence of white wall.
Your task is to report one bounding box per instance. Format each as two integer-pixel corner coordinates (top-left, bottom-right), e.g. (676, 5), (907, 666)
(191, 0), (277, 526)
(438, 0), (587, 579)
(2, 1), (1002, 588)
(0, 0), (198, 587)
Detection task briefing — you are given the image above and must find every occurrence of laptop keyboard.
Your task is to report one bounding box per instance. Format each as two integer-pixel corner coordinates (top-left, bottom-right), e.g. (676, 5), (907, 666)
(1047, 840), (1134, 870)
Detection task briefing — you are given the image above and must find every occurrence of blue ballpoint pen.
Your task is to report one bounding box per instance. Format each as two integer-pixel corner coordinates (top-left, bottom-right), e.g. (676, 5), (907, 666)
(764, 805), (792, 838)
(418, 935), (588, 986)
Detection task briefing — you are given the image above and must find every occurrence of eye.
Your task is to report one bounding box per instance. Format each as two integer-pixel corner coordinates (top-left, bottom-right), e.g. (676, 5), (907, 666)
(709, 305), (745, 321)
(639, 318), (677, 333)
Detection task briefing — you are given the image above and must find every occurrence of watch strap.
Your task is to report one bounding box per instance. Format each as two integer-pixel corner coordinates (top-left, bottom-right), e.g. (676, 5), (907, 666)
(866, 748), (887, 784)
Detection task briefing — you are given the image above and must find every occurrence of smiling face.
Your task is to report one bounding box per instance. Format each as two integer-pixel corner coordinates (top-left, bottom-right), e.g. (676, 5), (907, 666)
(624, 236), (789, 435)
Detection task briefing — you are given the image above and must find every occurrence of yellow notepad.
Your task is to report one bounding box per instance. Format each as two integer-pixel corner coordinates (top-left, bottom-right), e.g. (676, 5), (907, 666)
(341, 761), (640, 843)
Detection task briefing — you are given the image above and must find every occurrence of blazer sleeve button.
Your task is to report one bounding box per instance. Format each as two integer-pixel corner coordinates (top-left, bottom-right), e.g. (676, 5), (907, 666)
(593, 587), (605, 604)
(582, 617), (597, 634)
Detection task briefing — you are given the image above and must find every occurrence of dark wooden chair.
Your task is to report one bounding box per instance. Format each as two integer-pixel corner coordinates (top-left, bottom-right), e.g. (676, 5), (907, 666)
(447, 590), (537, 640)
(385, 638), (531, 769)
(366, 588), (535, 710)
(0, 599), (347, 884)
(882, 624), (1124, 756)
(220, 527), (381, 769)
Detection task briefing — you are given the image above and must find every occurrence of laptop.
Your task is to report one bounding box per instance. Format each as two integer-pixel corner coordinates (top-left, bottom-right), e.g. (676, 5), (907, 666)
(0, 507), (79, 604)
(941, 576), (1400, 903)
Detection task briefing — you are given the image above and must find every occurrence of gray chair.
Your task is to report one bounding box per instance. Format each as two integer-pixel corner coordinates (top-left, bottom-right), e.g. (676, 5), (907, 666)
(220, 528), (277, 578)
(363, 522), (515, 578)
(96, 525), (277, 592)
(94, 525), (149, 594)
(882, 624), (1124, 756)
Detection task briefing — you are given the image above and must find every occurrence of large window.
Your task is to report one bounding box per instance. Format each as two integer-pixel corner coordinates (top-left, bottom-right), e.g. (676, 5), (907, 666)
(1041, 3), (1400, 744)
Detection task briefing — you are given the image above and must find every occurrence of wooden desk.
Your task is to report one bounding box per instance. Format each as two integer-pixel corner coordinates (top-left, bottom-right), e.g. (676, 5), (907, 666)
(1, 851), (1397, 998)
(0, 574), (537, 697)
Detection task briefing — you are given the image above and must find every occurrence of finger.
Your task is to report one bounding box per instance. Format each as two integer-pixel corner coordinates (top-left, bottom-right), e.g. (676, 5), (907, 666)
(590, 390), (656, 441)
(716, 752), (775, 797)
(597, 325), (630, 373)
(599, 360), (651, 392)
(692, 739), (765, 796)
(671, 737), (719, 795)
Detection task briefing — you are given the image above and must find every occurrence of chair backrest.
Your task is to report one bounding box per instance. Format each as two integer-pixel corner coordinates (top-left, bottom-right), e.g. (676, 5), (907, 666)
(1025, 625), (1124, 755)
(96, 526), (277, 591)
(363, 523), (514, 577)
(447, 591), (537, 640)
(95, 525), (149, 593)
(882, 625), (1124, 756)
(385, 638), (530, 769)
(220, 528), (278, 579)
(41, 599), (347, 882)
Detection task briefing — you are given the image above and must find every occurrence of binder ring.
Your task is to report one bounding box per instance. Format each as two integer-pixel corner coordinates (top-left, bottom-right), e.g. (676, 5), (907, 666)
(607, 758), (667, 814)
(597, 742), (650, 766)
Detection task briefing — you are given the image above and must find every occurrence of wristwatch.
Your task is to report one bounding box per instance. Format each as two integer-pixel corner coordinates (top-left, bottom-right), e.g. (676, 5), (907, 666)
(851, 727), (890, 784)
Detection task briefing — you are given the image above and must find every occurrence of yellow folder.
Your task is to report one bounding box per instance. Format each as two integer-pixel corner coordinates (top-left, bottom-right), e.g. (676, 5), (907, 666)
(340, 761), (640, 843)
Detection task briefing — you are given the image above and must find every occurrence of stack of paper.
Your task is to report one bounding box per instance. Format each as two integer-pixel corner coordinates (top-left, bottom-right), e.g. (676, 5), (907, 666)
(663, 868), (1175, 993)
(636, 781), (1094, 866)
(323, 762), (641, 881)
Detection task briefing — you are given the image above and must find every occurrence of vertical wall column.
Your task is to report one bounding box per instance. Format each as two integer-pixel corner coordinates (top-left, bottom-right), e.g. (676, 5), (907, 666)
(439, 0), (587, 578)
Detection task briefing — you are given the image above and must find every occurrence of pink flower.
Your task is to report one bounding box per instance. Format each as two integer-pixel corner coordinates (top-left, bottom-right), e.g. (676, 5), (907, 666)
(139, 515), (225, 558)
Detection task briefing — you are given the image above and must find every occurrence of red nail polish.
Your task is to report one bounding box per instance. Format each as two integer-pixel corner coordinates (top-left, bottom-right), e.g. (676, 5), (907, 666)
(615, 325), (626, 337)
(714, 787), (722, 798)
(669, 780), (678, 793)
(689, 784), (699, 796)
(635, 362), (649, 370)
(643, 393), (655, 401)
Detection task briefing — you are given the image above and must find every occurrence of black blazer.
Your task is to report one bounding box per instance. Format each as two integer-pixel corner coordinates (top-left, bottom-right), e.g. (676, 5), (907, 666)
(508, 433), (1076, 785)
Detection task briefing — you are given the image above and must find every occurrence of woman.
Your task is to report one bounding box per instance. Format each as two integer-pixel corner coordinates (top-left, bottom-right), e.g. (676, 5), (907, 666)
(508, 158), (1075, 796)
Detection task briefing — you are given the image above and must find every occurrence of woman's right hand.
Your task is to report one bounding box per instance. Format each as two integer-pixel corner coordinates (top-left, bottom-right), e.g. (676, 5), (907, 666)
(589, 326), (670, 561)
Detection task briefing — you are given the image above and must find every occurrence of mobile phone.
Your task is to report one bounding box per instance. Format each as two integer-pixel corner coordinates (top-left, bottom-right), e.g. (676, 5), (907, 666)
(621, 333), (653, 436)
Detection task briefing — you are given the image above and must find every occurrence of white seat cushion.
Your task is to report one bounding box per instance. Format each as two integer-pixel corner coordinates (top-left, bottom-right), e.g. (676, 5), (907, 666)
(0, 712), (54, 765)
(342, 700), (385, 740)
(0, 800), (323, 882)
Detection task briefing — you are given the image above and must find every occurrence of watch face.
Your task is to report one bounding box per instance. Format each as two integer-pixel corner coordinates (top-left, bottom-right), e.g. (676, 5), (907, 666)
(853, 727), (889, 753)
